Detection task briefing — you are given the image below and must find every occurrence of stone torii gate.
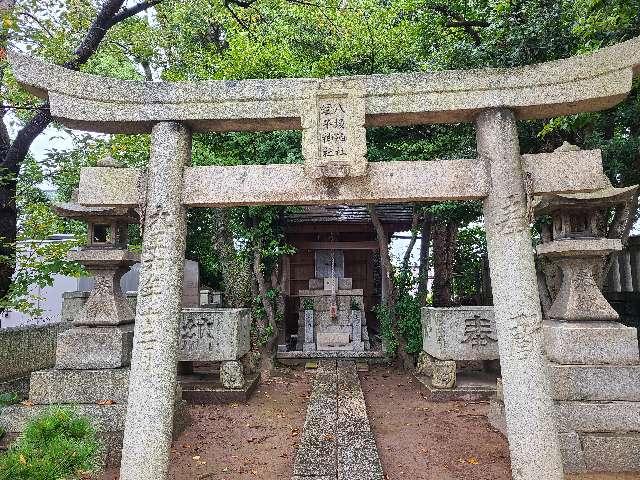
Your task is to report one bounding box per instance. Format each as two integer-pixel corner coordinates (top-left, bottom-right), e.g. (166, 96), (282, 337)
(9, 36), (640, 480)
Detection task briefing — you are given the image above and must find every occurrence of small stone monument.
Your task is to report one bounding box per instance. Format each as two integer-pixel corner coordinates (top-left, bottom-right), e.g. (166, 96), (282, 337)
(296, 277), (369, 352)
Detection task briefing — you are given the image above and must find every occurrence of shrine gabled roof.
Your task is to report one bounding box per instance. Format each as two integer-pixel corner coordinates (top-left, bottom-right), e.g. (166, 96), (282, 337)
(8, 36), (640, 134)
(285, 204), (415, 226)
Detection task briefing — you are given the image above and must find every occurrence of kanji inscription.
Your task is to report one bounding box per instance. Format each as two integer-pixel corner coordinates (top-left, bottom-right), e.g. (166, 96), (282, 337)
(301, 82), (367, 179)
(462, 314), (497, 346)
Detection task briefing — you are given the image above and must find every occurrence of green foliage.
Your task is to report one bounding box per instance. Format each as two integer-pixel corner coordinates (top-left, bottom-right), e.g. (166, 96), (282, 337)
(453, 226), (487, 302)
(377, 267), (423, 357)
(302, 298), (314, 311)
(0, 406), (101, 480)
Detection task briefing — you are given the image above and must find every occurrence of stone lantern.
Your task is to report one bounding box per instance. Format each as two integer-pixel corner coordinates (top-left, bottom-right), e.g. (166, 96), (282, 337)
(53, 201), (140, 326)
(534, 185), (638, 321)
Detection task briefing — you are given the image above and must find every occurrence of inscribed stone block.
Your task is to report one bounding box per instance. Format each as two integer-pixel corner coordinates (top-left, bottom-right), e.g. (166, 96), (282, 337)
(179, 308), (250, 362)
(422, 306), (498, 361)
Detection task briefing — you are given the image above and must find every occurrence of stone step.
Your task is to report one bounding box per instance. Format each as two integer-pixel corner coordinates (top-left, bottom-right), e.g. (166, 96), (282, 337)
(544, 320), (639, 365)
(581, 432), (640, 472)
(55, 325), (134, 370)
(556, 401), (640, 433)
(549, 364), (640, 401)
(29, 368), (129, 405)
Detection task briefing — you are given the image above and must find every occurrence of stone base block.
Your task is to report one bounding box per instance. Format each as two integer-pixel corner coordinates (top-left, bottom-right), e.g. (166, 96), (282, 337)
(487, 398), (506, 435)
(582, 433), (640, 472)
(220, 361), (244, 389)
(55, 325), (134, 370)
(557, 401), (640, 433)
(549, 364), (640, 401)
(544, 320), (639, 365)
(29, 368), (129, 405)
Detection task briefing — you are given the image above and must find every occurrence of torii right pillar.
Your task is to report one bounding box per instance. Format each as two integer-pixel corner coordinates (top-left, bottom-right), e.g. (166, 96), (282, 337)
(477, 108), (564, 479)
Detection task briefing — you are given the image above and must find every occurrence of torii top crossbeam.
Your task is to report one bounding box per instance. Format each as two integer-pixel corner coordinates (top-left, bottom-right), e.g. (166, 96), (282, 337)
(9, 36), (640, 134)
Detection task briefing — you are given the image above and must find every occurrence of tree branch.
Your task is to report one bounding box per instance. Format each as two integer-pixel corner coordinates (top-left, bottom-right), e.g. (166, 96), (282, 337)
(108, 0), (164, 27)
(429, 4), (487, 46)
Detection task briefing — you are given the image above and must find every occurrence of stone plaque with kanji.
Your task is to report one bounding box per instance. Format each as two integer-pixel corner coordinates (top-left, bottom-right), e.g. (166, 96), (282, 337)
(301, 81), (367, 179)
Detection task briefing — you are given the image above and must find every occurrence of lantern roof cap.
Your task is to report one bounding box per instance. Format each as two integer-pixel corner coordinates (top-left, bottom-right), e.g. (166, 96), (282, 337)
(53, 201), (138, 223)
(533, 185), (638, 215)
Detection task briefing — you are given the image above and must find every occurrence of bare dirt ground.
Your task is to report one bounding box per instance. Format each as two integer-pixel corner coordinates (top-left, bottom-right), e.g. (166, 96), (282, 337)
(99, 369), (312, 480)
(361, 365), (511, 480)
(98, 364), (640, 480)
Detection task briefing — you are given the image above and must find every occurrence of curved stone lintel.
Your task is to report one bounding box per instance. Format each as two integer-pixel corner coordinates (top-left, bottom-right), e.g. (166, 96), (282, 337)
(9, 36), (640, 133)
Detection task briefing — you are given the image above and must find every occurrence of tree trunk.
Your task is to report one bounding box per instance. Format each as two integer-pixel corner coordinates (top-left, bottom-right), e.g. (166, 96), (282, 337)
(369, 204), (413, 371)
(252, 243), (280, 375)
(432, 220), (458, 307)
(417, 213), (433, 305)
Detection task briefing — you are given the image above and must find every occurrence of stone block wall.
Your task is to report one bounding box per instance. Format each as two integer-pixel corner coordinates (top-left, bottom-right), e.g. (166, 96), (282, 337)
(0, 322), (69, 396)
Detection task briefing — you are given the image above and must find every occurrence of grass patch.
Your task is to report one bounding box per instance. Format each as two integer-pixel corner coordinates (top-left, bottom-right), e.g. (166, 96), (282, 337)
(0, 393), (20, 409)
(0, 406), (102, 480)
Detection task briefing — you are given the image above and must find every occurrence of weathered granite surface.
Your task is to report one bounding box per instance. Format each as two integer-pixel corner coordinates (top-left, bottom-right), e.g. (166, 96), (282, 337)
(55, 325), (134, 369)
(29, 368), (129, 405)
(581, 433), (640, 472)
(78, 150), (609, 208)
(9, 37), (640, 133)
(422, 306), (498, 361)
(0, 322), (68, 388)
(120, 122), (190, 480)
(549, 364), (640, 401)
(478, 108), (563, 479)
(556, 401), (640, 433)
(293, 361), (383, 480)
(179, 308), (251, 362)
(543, 320), (639, 365)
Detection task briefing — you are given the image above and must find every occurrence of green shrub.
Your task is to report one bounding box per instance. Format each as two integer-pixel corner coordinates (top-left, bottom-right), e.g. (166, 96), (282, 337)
(0, 406), (102, 480)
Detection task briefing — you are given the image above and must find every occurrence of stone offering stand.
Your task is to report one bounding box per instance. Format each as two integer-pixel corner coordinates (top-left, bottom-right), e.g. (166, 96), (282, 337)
(419, 306), (499, 400)
(8, 36), (640, 479)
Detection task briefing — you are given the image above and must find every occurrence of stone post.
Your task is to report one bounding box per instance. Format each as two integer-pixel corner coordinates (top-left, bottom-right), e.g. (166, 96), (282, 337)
(477, 109), (563, 479)
(120, 122), (191, 480)
(621, 250), (634, 292)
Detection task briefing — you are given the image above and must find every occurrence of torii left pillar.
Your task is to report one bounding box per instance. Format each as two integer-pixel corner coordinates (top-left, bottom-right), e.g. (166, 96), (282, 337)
(120, 122), (191, 480)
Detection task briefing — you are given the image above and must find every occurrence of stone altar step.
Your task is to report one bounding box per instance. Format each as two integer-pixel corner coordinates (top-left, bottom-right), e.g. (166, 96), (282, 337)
(29, 368), (130, 405)
(277, 349), (386, 367)
(549, 364), (640, 401)
(556, 401), (640, 433)
(179, 372), (259, 404)
(292, 360), (384, 480)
